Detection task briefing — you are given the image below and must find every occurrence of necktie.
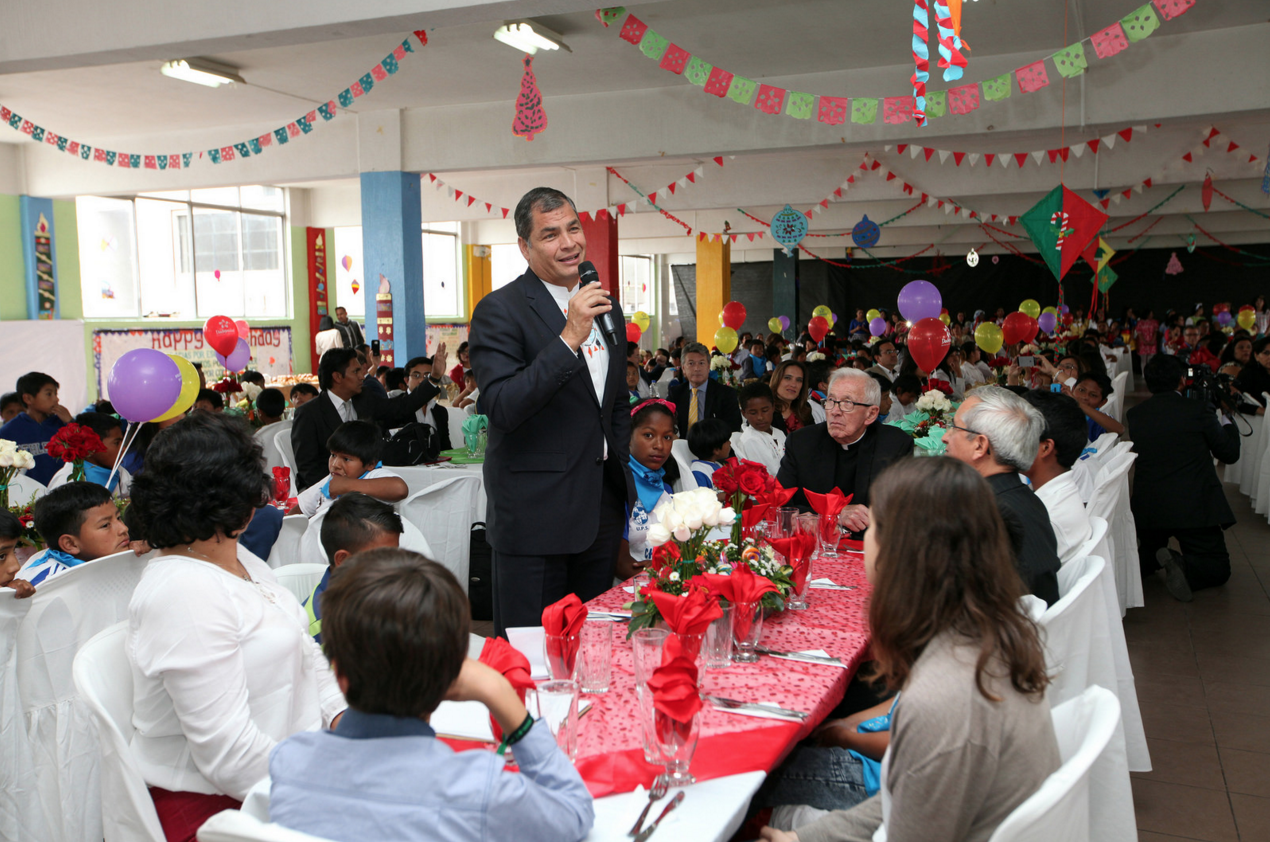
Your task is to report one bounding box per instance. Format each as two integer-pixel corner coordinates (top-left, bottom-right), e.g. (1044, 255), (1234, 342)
(688, 388), (699, 428)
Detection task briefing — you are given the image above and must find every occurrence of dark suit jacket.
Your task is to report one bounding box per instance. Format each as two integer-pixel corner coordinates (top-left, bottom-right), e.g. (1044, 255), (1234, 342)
(668, 379), (743, 434)
(776, 421), (914, 511)
(290, 382), (439, 491)
(987, 472), (1061, 607)
(468, 268), (636, 555)
(1126, 391), (1240, 530)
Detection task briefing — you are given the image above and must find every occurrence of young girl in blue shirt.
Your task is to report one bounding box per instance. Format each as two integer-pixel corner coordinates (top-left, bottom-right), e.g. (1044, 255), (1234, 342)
(617, 399), (679, 580)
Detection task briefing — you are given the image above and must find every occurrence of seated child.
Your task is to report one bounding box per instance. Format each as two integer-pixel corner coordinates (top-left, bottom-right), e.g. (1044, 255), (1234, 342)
(0, 392), (21, 424)
(1071, 371), (1124, 437)
(733, 382), (786, 476)
(193, 389), (224, 413)
(303, 493), (403, 643)
(0, 510), (36, 598)
(17, 482), (130, 586)
(0, 372), (71, 485)
(270, 548), (594, 842)
(454, 370), (479, 410)
(295, 421), (408, 517)
(626, 361), (642, 403)
(255, 388), (287, 426)
(688, 418), (732, 489)
(619, 399), (679, 580)
(289, 382), (319, 407)
(47, 412), (132, 496)
(888, 374), (922, 421)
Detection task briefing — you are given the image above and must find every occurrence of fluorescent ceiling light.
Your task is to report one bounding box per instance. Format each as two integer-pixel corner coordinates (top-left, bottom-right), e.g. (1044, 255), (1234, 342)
(159, 58), (245, 88)
(493, 21), (571, 55)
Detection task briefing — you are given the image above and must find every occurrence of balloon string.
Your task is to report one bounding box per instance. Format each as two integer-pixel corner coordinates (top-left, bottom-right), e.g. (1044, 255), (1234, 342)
(107, 421), (145, 491)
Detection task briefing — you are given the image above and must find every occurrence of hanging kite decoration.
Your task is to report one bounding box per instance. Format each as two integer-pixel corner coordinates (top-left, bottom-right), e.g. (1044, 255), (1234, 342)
(770, 205), (809, 255)
(513, 55), (548, 141)
(1082, 237), (1118, 291)
(1018, 185), (1108, 281)
(852, 215), (881, 248)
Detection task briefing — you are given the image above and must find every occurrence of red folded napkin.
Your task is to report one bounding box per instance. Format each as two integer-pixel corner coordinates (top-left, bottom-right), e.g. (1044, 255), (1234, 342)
(271, 466), (291, 501)
(753, 481), (797, 510)
(804, 488), (853, 521)
(770, 532), (817, 590)
(646, 635), (702, 725)
(741, 505), (770, 536)
(702, 564), (779, 606)
(542, 594), (587, 677)
(648, 586), (722, 638)
(479, 636), (536, 742)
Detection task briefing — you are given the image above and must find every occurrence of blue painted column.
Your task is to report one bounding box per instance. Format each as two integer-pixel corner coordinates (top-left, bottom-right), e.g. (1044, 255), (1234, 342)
(359, 171), (424, 365)
(19, 196), (59, 319)
(773, 248), (798, 332)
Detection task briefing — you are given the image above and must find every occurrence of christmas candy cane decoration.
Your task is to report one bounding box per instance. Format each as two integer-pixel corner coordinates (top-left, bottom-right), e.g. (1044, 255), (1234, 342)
(1050, 211), (1074, 251)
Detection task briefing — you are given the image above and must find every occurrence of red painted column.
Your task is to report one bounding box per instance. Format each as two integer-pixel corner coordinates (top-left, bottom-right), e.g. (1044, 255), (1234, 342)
(579, 209), (619, 294)
(305, 227), (328, 373)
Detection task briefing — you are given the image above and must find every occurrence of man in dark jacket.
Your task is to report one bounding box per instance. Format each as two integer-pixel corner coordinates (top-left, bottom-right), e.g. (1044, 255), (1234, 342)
(1128, 353), (1240, 601)
(668, 342), (743, 434)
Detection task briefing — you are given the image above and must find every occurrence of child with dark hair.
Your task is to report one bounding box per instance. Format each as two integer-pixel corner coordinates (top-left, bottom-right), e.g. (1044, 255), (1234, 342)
(687, 418), (732, 489)
(626, 361), (642, 402)
(48, 412), (132, 495)
(255, 388), (287, 425)
(289, 382), (319, 407)
(733, 382), (785, 475)
(302, 493), (403, 643)
(1071, 371), (1123, 437)
(619, 399), (681, 579)
(193, 389), (224, 413)
(0, 371), (71, 485)
(295, 421), (407, 516)
(0, 509), (36, 598)
(889, 374), (923, 421)
(17, 482), (130, 586)
(0, 392), (22, 424)
(270, 548), (593, 842)
(240, 371), (266, 388)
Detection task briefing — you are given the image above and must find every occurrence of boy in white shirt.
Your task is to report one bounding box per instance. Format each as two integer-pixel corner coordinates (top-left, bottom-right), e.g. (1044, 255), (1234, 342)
(295, 421), (408, 517)
(1022, 390), (1094, 563)
(46, 411), (132, 497)
(731, 382), (786, 477)
(888, 375), (922, 422)
(17, 481), (131, 586)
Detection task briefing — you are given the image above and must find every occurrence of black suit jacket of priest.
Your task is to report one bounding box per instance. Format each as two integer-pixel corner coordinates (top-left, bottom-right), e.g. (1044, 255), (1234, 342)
(776, 421), (914, 512)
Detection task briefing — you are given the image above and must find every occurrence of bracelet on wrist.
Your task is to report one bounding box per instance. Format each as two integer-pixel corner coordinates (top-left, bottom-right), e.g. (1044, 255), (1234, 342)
(496, 713), (535, 756)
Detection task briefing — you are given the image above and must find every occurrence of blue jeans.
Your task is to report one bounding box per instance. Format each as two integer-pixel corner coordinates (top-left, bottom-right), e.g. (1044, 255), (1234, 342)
(759, 743), (870, 812)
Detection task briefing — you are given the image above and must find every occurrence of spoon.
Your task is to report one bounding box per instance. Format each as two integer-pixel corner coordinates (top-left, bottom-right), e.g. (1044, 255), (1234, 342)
(626, 776), (669, 837)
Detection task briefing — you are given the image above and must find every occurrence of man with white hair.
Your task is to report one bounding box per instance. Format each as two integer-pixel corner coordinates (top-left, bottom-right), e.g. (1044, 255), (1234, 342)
(777, 368), (913, 533)
(944, 385), (1061, 606)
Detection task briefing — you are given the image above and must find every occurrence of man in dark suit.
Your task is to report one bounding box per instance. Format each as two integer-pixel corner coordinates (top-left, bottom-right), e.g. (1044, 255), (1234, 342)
(468, 187), (636, 636)
(290, 347), (446, 491)
(944, 385), (1061, 606)
(1129, 353), (1240, 601)
(668, 342), (743, 434)
(777, 369), (914, 534)
(403, 356), (452, 451)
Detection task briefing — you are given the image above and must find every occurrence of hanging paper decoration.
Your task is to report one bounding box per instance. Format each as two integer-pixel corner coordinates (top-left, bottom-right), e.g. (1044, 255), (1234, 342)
(911, 0), (930, 126)
(852, 215), (881, 248)
(966, 247), (979, 266)
(341, 255), (353, 272)
(351, 279), (360, 295)
(1018, 185), (1108, 281)
(596, 6), (625, 26)
(932, 0), (968, 81)
(1186, 233), (1197, 253)
(32, 213), (55, 319)
(1121, 4), (1161, 42)
(770, 205), (808, 255)
(1202, 173), (1213, 211)
(512, 55), (548, 141)
(1164, 252), (1184, 275)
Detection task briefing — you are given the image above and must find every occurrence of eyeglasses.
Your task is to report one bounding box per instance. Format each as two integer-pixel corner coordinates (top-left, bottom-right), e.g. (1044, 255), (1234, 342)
(946, 422), (983, 437)
(824, 397), (875, 414)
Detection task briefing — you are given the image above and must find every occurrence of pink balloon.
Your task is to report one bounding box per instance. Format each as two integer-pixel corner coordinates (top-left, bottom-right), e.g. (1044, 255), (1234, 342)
(234, 319), (250, 340)
(216, 338), (251, 373)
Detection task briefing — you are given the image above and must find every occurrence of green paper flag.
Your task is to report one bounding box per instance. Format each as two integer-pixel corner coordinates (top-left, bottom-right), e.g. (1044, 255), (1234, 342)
(924, 90), (947, 118)
(1121, 4), (1161, 42)
(851, 98), (878, 124)
(1051, 43), (1088, 78)
(982, 73), (1012, 101)
(727, 76), (757, 105)
(684, 56), (712, 86)
(640, 30), (669, 60)
(1019, 185), (1110, 282)
(1097, 265), (1119, 293)
(786, 91), (814, 120)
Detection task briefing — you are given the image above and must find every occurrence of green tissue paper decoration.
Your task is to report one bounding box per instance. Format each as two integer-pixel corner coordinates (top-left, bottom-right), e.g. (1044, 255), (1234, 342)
(727, 76), (757, 105)
(786, 91), (814, 120)
(1051, 42), (1088, 78)
(1121, 4), (1161, 42)
(851, 98), (878, 124)
(981, 73), (1012, 101)
(684, 56), (712, 86)
(924, 90), (947, 118)
(640, 30), (669, 60)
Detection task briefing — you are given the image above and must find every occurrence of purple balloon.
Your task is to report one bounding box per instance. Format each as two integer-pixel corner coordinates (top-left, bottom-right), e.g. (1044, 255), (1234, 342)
(217, 338), (252, 373)
(779, 315), (791, 331)
(1216, 311), (1232, 326)
(1037, 312), (1057, 335)
(869, 317), (888, 336)
(1059, 304), (1070, 315)
(107, 349), (183, 423)
(897, 280), (942, 323)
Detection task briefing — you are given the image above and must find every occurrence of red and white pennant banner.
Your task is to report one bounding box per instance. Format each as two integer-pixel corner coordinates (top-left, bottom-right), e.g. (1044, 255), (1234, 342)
(860, 153), (1020, 225)
(1097, 125), (1261, 210)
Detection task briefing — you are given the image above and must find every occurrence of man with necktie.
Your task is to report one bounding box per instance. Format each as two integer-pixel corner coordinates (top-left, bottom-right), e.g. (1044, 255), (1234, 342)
(669, 342), (743, 435)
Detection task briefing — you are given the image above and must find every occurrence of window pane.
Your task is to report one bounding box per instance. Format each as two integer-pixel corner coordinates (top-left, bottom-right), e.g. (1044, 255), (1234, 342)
(76, 196), (139, 318)
(490, 243), (525, 291)
(193, 208), (243, 317)
(242, 213), (280, 271)
(190, 187), (240, 207)
(241, 214), (285, 318)
(136, 198), (195, 317)
(423, 231), (459, 317)
(137, 190), (189, 202)
(619, 255), (654, 316)
(333, 227), (365, 318)
(238, 185), (284, 213)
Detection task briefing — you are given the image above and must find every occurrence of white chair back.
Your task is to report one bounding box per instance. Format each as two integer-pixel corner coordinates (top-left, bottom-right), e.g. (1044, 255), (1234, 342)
(986, 686), (1127, 842)
(267, 515), (311, 569)
(1063, 516), (1108, 572)
(72, 622), (166, 842)
(274, 428), (296, 475)
(670, 439), (698, 492)
(7, 471), (47, 504)
(272, 563), (330, 604)
(398, 475), (481, 592)
(297, 510), (433, 581)
(198, 810), (339, 842)
(257, 421), (293, 476)
(1089, 450), (1143, 614)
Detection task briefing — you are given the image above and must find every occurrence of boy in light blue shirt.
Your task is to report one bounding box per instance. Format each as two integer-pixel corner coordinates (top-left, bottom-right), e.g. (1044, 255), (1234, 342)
(17, 481), (131, 586)
(270, 548), (593, 842)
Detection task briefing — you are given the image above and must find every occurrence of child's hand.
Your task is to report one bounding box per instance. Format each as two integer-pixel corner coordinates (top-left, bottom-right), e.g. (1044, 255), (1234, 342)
(130, 540), (152, 556)
(327, 475), (354, 497)
(6, 579), (35, 599)
(445, 658), (528, 736)
(51, 404), (73, 423)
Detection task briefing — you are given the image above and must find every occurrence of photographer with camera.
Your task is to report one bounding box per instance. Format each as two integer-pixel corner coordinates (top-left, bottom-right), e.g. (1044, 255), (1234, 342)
(1231, 337), (1270, 416)
(1128, 354), (1240, 602)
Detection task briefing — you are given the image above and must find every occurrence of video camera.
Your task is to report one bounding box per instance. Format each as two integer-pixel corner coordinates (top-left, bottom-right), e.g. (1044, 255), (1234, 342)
(1185, 364), (1239, 415)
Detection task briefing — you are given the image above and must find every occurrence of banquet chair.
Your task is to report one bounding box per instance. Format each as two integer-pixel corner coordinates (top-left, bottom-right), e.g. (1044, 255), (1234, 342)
(1100, 390), (1124, 427)
(1061, 516), (1108, 568)
(273, 428), (297, 475)
(272, 564), (330, 604)
(8, 470), (48, 504)
(267, 515), (310, 569)
(256, 421), (293, 475)
(1070, 433), (1118, 505)
(1245, 392), (1270, 508)
(1108, 372), (1129, 420)
(670, 439), (699, 492)
(72, 622), (166, 842)
(1087, 451), (1142, 614)
(197, 810), (338, 842)
(399, 475), (482, 593)
(297, 510), (433, 580)
(986, 686), (1129, 842)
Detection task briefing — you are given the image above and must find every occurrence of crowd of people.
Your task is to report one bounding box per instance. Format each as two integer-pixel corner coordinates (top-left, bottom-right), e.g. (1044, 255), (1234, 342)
(1, 182), (1265, 842)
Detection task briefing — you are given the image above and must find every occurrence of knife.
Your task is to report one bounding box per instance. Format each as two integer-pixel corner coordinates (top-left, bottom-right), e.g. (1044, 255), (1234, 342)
(757, 647), (845, 666)
(705, 695), (809, 721)
(633, 790), (684, 842)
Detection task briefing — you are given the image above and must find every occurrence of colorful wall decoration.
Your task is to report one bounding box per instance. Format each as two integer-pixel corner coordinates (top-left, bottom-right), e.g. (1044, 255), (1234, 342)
(306, 227), (328, 373)
(93, 327), (294, 398)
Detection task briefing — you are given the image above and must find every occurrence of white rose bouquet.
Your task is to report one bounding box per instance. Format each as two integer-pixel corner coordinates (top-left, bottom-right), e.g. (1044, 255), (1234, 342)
(807, 351), (826, 362)
(0, 439), (37, 509)
(915, 389), (952, 415)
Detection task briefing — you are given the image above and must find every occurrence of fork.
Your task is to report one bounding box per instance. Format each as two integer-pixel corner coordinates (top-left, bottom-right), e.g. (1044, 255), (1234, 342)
(627, 777), (669, 837)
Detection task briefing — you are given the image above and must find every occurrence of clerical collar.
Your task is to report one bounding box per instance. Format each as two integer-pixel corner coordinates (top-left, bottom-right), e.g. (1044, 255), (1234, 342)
(838, 426), (869, 451)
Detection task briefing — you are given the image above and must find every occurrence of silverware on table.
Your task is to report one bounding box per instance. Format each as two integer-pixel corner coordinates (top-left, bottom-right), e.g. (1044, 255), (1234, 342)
(626, 778), (669, 837)
(756, 646), (845, 666)
(587, 611), (632, 622)
(633, 790), (685, 842)
(808, 582), (857, 590)
(704, 695), (809, 721)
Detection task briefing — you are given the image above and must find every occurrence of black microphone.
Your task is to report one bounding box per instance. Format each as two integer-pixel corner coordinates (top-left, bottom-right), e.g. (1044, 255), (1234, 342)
(578, 260), (620, 345)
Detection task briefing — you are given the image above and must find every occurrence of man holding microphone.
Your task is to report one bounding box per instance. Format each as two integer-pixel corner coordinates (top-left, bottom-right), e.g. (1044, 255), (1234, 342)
(469, 187), (636, 634)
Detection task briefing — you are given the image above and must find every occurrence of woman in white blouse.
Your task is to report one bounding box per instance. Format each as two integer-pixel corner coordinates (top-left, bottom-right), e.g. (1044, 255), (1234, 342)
(126, 413), (345, 842)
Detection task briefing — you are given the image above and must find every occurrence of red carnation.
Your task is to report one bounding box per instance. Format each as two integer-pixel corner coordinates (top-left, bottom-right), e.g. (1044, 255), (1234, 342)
(47, 423), (106, 463)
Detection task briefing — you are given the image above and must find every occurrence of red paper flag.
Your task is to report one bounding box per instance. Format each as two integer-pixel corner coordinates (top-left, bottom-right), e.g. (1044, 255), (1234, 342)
(948, 83), (980, 115)
(619, 15), (648, 45)
(1014, 152), (1028, 168)
(414, 29), (428, 46)
(659, 44), (690, 74)
(704, 68), (733, 98)
(1090, 22), (1129, 59)
(1087, 139), (1100, 154)
(925, 147), (936, 161)
(953, 151), (966, 166)
(1016, 60), (1050, 94)
(713, 156), (724, 166)
(817, 95), (848, 125)
(755, 84), (786, 115)
(1118, 128), (1133, 142)
(984, 153), (996, 167)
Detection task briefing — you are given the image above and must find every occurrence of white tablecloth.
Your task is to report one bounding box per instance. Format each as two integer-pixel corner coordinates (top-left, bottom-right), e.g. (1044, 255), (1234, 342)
(394, 463), (487, 522)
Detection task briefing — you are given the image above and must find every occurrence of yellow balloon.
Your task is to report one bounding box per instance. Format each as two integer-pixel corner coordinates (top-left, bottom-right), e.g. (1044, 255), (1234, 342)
(718, 310), (727, 327)
(939, 313), (951, 325)
(714, 326), (739, 354)
(1237, 310), (1256, 330)
(975, 322), (1004, 355)
(633, 310), (651, 331)
(866, 309), (881, 322)
(767, 317), (783, 333)
(153, 355), (200, 422)
(1019, 299), (1041, 319)
(1041, 306), (1058, 317)
(813, 305), (832, 319)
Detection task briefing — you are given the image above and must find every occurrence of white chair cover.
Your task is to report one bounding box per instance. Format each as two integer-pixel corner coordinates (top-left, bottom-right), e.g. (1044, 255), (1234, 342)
(7, 471), (48, 505)
(670, 439), (698, 492)
(446, 407), (468, 453)
(256, 422), (293, 477)
(1246, 393), (1270, 511)
(1236, 407), (1266, 498)
(297, 511), (433, 581)
(398, 475), (481, 592)
(313, 328), (343, 359)
(1062, 516), (1108, 569)
(72, 622), (165, 842)
(198, 810), (339, 842)
(1255, 407), (1270, 521)
(1087, 452), (1143, 613)
(987, 686), (1130, 842)
(267, 515), (311, 569)
(0, 550), (154, 842)
(273, 428), (296, 476)
(271, 564), (330, 604)
(1108, 372), (1129, 422)
(1070, 433), (1117, 506)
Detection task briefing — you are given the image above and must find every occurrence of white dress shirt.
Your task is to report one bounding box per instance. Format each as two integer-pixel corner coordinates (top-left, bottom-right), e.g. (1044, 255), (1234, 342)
(961, 362), (986, 386)
(731, 424), (787, 477)
(127, 548), (345, 799)
(327, 390), (357, 423)
(544, 279), (608, 406)
(1033, 471), (1094, 564)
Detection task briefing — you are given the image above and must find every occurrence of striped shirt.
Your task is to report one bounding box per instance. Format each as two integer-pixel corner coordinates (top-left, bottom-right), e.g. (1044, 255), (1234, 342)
(18, 548), (88, 586)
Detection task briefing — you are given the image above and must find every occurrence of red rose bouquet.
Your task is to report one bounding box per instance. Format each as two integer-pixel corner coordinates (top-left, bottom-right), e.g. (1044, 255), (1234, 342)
(47, 423), (106, 482)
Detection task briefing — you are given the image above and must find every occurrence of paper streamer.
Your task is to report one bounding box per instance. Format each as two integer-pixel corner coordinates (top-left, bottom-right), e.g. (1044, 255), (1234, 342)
(911, 0), (930, 126)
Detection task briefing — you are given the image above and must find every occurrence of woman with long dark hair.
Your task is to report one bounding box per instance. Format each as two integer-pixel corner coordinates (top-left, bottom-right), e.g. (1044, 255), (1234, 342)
(761, 457), (1059, 842)
(768, 360), (822, 433)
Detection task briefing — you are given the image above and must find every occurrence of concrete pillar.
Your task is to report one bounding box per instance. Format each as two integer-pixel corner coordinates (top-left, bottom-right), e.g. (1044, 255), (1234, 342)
(464, 244), (491, 317)
(773, 248), (799, 335)
(695, 237), (730, 346)
(359, 171), (424, 366)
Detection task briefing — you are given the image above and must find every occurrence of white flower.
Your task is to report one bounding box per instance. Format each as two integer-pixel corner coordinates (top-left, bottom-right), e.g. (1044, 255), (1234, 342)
(710, 356), (730, 371)
(915, 390), (952, 414)
(807, 351), (826, 362)
(17, 450), (34, 470)
(0, 452), (11, 468)
(673, 525), (692, 542)
(646, 524), (671, 547)
(717, 507), (736, 526)
(242, 382), (263, 402)
(668, 571), (680, 582)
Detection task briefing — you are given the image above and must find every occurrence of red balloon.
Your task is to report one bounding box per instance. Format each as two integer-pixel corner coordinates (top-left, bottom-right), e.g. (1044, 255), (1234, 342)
(1002, 311), (1038, 346)
(722, 301), (747, 330)
(203, 315), (239, 357)
(625, 322), (642, 343)
(234, 319), (250, 341)
(808, 315), (831, 343)
(907, 318), (951, 373)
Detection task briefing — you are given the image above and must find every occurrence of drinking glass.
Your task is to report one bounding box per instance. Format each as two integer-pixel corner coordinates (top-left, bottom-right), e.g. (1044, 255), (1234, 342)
(703, 603), (734, 669)
(731, 600), (765, 663)
(652, 708), (699, 787)
(577, 619), (612, 694)
(785, 513), (818, 611)
(543, 633), (580, 680)
(526, 679), (579, 762)
(817, 510), (842, 558)
(632, 628), (670, 763)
